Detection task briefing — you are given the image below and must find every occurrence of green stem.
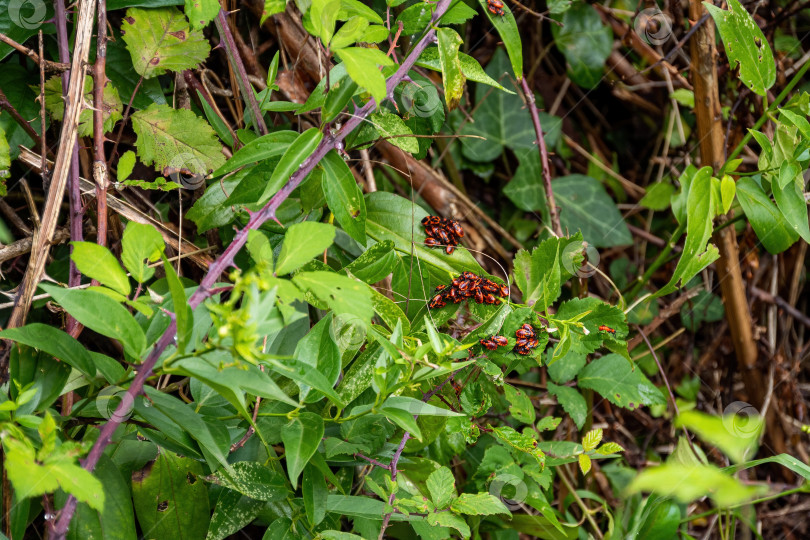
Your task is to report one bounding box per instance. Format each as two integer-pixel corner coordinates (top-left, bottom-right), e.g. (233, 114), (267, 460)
(725, 60), (810, 165)
(627, 222), (686, 299)
(681, 485), (808, 523)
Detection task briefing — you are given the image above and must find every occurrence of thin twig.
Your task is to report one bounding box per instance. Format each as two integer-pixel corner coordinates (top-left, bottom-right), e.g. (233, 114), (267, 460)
(0, 32), (70, 71)
(51, 2), (454, 535)
(93, 0), (109, 248)
(215, 9), (268, 136)
(519, 76), (561, 237)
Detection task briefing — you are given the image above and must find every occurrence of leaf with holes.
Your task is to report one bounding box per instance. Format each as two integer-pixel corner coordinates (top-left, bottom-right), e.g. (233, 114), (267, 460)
(131, 103), (224, 176)
(704, 0), (775, 96)
(121, 7), (210, 78)
(131, 451), (210, 539)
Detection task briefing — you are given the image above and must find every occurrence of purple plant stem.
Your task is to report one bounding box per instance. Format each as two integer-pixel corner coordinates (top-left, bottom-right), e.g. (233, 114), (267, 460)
(215, 9), (268, 136)
(53, 0), (84, 334)
(519, 77), (562, 237)
(51, 1), (451, 536)
(377, 370), (457, 539)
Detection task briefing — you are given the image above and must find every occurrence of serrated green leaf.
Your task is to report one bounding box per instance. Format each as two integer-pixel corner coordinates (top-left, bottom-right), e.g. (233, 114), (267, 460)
(426, 467), (456, 509)
(121, 222), (165, 283)
(370, 110), (418, 154)
(121, 7), (210, 78)
(627, 463), (764, 507)
(131, 103), (225, 176)
(582, 428), (602, 451)
(577, 454), (591, 474)
(185, 0), (219, 29)
(43, 76), (122, 138)
(595, 442), (625, 455)
(578, 354), (666, 410)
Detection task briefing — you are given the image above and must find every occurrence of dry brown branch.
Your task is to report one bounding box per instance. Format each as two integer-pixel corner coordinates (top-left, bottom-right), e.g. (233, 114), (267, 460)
(18, 147), (213, 270)
(6, 0), (98, 331)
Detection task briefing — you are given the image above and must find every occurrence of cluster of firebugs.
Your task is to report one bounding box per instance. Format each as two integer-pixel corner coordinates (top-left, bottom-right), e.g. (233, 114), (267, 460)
(422, 215), (616, 355)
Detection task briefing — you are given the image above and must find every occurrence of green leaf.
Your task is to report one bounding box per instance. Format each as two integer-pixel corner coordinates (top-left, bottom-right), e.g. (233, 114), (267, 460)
(551, 2), (612, 88)
(546, 382), (586, 430)
(185, 0), (219, 29)
(275, 222), (336, 275)
(704, 0), (775, 96)
(117, 150), (137, 182)
(294, 271), (373, 324)
(335, 46), (394, 104)
(427, 512), (470, 537)
(0, 324), (95, 377)
(207, 489), (265, 540)
(131, 103), (225, 175)
(70, 242), (131, 296)
(213, 130), (298, 176)
(490, 425), (545, 468)
(426, 467), (457, 509)
(451, 492), (511, 516)
(437, 28), (465, 111)
(0, 126), (9, 196)
(345, 241), (396, 283)
(322, 72), (359, 123)
(281, 412), (324, 488)
(676, 410), (762, 463)
(458, 49), (534, 162)
(261, 0), (286, 24)
(303, 464), (328, 526)
(640, 182), (675, 211)
(161, 253), (193, 354)
(207, 461), (288, 501)
(552, 175), (632, 247)
(43, 76), (122, 138)
(656, 167), (721, 296)
(772, 161), (810, 243)
(380, 396), (464, 417)
(578, 454), (592, 474)
(54, 454), (136, 540)
(131, 451), (210, 538)
(478, 0), (523, 78)
(504, 384), (535, 425)
(720, 175), (736, 214)
(247, 230), (275, 269)
(121, 7), (210, 78)
(294, 315), (341, 402)
(737, 176), (799, 254)
(365, 191), (485, 275)
(626, 463), (764, 507)
(310, 0), (341, 45)
(582, 428), (602, 451)
(121, 222), (165, 283)
(578, 354), (666, 410)
(416, 47), (511, 92)
(260, 127), (323, 204)
(40, 284), (146, 358)
(596, 442), (624, 455)
(369, 110), (418, 154)
(331, 16), (368, 49)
